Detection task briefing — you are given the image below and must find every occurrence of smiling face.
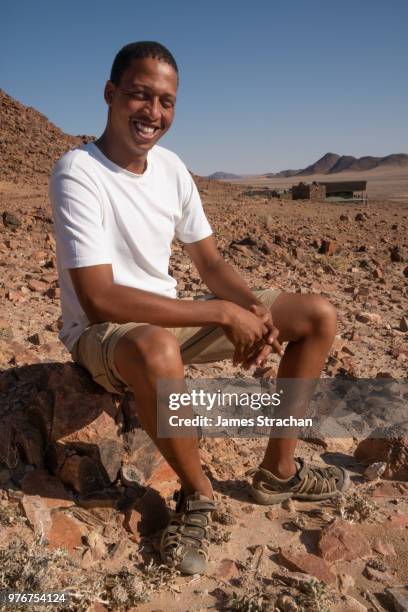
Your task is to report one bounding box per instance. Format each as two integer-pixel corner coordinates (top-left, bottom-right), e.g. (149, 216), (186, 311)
(104, 57), (178, 164)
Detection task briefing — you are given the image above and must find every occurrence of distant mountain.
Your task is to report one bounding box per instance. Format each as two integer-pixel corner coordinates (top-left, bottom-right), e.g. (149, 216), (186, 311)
(208, 171), (242, 180)
(263, 169), (302, 178)
(297, 152), (408, 176)
(298, 153), (341, 175)
(209, 151), (408, 182)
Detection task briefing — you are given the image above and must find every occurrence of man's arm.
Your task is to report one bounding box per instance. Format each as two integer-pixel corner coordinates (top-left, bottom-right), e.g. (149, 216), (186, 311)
(184, 235), (283, 363)
(70, 263), (226, 327)
(69, 264), (270, 359)
(183, 235), (262, 309)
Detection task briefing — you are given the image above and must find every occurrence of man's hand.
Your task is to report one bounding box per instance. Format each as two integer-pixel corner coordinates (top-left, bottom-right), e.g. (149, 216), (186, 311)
(241, 304), (284, 369)
(220, 302), (272, 366)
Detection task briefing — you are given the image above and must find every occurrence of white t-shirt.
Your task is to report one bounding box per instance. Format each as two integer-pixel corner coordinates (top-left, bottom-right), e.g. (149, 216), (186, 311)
(49, 142), (212, 352)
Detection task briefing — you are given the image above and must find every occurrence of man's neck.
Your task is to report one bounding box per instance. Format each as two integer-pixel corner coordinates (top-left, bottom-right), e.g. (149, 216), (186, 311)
(94, 132), (147, 175)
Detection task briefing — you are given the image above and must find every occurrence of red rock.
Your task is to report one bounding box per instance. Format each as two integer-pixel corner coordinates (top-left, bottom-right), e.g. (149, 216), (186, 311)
(32, 249), (48, 261)
(58, 454), (108, 494)
(48, 365), (123, 486)
(278, 547), (335, 584)
(123, 508), (142, 539)
(370, 481), (403, 498)
(47, 511), (85, 552)
(356, 312), (382, 325)
(318, 518), (371, 562)
(45, 286), (60, 299)
(27, 332), (45, 345)
(355, 429), (408, 481)
(27, 279), (49, 292)
(265, 509), (277, 521)
(146, 460), (176, 489)
(216, 558), (240, 581)
(372, 537), (396, 557)
(21, 469), (73, 509)
(125, 427), (173, 487)
(318, 239), (336, 256)
(7, 289), (25, 303)
(385, 511), (408, 528)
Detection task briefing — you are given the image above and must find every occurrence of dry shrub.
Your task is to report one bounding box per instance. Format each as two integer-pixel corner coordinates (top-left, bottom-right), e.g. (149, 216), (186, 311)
(334, 491), (379, 523)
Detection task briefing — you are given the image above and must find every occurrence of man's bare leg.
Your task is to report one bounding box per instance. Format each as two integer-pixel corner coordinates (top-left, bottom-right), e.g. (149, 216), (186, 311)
(261, 293), (337, 479)
(113, 292), (336, 495)
(114, 325), (213, 498)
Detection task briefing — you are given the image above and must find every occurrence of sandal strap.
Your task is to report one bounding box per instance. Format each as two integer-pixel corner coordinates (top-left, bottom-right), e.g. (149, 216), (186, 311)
(249, 458), (346, 496)
(161, 490), (215, 565)
(185, 499), (216, 512)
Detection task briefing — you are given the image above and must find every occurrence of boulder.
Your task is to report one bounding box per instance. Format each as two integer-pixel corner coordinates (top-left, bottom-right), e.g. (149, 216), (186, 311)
(355, 423), (408, 481)
(2, 363), (172, 495)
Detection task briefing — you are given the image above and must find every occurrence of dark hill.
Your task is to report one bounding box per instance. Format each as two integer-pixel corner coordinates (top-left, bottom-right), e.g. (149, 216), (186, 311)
(298, 152), (340, 176)
(208, 171), (242, 180)
(0, 89), (93, 184)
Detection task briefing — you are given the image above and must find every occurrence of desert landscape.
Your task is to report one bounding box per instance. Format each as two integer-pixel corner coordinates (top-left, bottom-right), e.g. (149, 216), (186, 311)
(1, 88), (408, 611)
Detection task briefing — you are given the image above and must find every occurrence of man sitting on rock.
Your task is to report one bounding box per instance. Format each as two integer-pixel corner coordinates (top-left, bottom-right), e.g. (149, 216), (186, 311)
(49, 41), (350, 576)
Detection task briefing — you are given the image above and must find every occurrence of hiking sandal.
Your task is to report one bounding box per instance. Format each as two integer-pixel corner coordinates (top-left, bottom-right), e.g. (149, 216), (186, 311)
(247, 458), (350, 505)
(160, 490), (216, 575)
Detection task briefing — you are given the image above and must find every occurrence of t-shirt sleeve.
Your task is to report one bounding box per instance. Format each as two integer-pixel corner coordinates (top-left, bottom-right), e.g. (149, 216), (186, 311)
(174, 166), (213, 244)
(49, 165), (112, 270)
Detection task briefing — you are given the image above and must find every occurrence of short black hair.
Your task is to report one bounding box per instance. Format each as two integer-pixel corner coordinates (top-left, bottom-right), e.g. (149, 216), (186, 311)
(110, 41), (178, 85)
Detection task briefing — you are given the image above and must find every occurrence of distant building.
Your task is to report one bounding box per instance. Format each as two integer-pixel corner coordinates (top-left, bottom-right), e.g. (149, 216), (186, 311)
(291, 182), (326, 201)
(319, 181), (367, 201)
(291, 180), (368, 202)
(243, 187), (288, 199)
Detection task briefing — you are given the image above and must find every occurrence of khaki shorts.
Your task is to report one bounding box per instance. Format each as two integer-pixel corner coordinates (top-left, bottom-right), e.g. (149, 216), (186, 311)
(70, 288), (281, 395)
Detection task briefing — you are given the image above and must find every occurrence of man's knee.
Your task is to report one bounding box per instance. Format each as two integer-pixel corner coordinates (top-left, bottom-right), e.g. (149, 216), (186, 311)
(118, 325), (182, 375)
(309, 294), (337, 334)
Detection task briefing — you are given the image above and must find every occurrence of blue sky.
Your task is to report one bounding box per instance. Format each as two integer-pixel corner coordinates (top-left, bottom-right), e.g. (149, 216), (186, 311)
(1, 0), (407, 175)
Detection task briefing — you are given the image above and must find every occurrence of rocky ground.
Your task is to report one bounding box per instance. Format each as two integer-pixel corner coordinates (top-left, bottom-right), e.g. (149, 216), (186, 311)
(0, 172), (408, 612)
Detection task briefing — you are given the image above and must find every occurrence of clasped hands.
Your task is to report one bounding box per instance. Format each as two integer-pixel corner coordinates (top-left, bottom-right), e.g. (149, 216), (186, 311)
(221, 301), (284, 369)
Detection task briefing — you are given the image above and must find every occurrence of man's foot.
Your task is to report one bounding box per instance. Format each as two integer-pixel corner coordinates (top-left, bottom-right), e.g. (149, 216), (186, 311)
(160, 489), (216, 575)
(247, 458), (350, 505)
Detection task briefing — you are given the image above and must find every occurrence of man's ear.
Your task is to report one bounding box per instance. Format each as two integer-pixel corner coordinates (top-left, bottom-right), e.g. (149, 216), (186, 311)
(104, 81), (115, 106)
